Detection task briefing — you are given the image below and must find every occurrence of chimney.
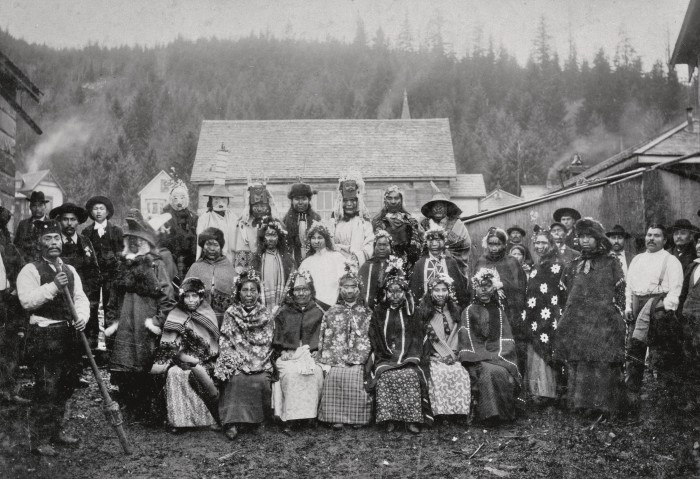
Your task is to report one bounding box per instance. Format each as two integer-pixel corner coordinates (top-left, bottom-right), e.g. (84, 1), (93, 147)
(687, 107), (694, 133)
(401, 89), (411, 119)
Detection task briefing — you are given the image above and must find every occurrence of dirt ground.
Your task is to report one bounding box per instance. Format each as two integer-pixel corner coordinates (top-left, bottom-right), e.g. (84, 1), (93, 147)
(1, 367), (699, 479)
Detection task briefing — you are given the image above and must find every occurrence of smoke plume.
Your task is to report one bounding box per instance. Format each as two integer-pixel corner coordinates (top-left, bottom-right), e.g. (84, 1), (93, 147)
(24, 117), (93, 173)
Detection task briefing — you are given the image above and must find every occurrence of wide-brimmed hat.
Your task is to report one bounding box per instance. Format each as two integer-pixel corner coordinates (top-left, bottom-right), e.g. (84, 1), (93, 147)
(27, 191), (49, 204)
(669, 218), (699, 233)
(553, 207), (581, 222)
(507, 225), (526, 236)
(85, 196), (115, 219)
(49, 202), (88, 224)
(123, 208), (156, 246)
(421, 181), (461, 218)
(605, 224), (631, 239)
(203, 178), (234, 198)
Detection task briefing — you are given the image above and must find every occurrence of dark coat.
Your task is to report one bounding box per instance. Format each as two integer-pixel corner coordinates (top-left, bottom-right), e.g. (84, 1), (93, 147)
(161, 205), (198, 276)
(83, 221), (124, 276)
(272, 302), (324, 352)
(282, 208), (322, 266)
(358, 256), (386, 310)
(474, 254), (527, 339)
(61, 234), (101, 295)
(14, 216), (44, 262)
(670, 243), (697, 273)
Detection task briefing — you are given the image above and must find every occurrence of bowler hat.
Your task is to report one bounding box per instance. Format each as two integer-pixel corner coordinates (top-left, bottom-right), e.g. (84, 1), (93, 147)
(553, 207), (581, 222)
(507, 225), (526, 237)
(27, 191), (49, 204)
(605, 224), (631, 239)
(85, 196), (115, 220)
(669, 218), (698, 233)
(49, 202), (88, 224)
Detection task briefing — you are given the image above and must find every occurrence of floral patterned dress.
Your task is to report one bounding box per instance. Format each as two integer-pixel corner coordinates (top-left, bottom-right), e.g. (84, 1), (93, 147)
(522, 256), (566, 399)
(317, 302), (373, 425)
(215, 303), (273, 425)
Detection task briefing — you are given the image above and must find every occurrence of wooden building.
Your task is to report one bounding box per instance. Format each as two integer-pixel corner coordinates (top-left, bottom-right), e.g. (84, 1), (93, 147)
(190, 119), (459, 219)
(138, 169), (172, 218)
(450, 174), (486, 216)
(0, 50), (42, 229)
(479, 187), (523, 212)
(14, 169), (65, 219)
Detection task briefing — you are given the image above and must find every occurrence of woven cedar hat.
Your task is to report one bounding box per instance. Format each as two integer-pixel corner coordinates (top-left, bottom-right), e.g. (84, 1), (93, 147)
(203, 178), (234, 198)
(421, 181), (461, 218)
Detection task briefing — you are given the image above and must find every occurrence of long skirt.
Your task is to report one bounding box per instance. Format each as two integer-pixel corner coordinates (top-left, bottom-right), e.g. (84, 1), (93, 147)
(428, 360), (471, 416)
(375, 367), (423, 423)
(318, 365), (372, 425)
(219, 371), (271, 425)
(527, 346), (557, 399)
(165, 367), (214, 427)
(566, 361), (624, 413)
(272, 358), (324, 421)
(469, 362), (517, 421)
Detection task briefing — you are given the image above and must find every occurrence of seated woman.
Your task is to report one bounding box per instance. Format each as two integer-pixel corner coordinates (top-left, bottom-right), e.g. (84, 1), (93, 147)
(524, 230), (566, 405)
(458, 268), (524, 424)
(271, 270), (325, 431)
(417, 273), (471, 421)
(299, 222), (347, 311)
(151, 277), (220, 431)
(367, 263), (433, 434)
(185, 227), (236, 327)
(214, 270), (274, 440)
(317, 267), (373, 429)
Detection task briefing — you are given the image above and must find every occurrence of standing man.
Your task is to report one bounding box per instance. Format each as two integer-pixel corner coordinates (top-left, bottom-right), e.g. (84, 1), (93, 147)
(419, 182), (471, 278)
(17, 220), (89, 456)
(14, 190), (50, 262)
(196, 178), (236, 263)
(668, 218), (698, 272)
(553, 207), (581, 250)
(624, 223), (684, 406)
(84, 196), (123, 353)
(550, 221), (580, 264)
(50, 202), (100, 352)
(333, 174), (374, 268)
(606, 224), (634, 279)
(371, 185), (424, 273)
(282, 181), (321, 266)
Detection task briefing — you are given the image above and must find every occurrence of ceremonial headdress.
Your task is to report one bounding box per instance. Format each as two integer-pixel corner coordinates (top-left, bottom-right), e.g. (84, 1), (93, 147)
(471, 267), (504, 291)
(334, 172), (370, 220)
(240, 176), (280, 223)
(203, 178), (234, 198)
(425, 225), (447, 241)
(420, 181), (461, 218)
(481, 226), (508, 248)
(177, 277), (207, 303)
(285, 269), (317, 301)
(427, 272), (458, 303)
(234, 269), (263, 303)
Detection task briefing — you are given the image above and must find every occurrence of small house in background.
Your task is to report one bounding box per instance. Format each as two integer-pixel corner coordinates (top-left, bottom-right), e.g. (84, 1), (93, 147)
(14, 169), (63, 219)
(449, 174), (486, 215)
(478, 186), (523, 212)
(0, 50), (42, 231)
(138, 169), (173, 218)
(190, 119), (458, 220)
(519, 184), (551, 200)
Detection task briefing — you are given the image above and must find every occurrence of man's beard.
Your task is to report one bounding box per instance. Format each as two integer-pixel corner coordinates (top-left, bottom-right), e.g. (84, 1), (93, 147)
(63, 228), (75, 237)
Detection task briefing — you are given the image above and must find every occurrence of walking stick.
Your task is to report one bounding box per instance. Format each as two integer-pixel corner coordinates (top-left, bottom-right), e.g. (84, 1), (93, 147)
(54, 259), (133, 454)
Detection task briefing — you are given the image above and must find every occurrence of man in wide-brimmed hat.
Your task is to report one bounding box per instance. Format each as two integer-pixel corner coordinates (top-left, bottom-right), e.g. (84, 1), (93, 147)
(282, 180), (321, 266)
(625, 223), (684, 407)
(196, 178), (237, 263)
(419, 182), (471, 278)
(14, 190), (50, 262)
(667, 218), (699, 272)
(506, 225), (532, 266)
(84, 195), (123, 354)
(50, 202), (101, 349)
(16, 219), (90, 456)
(553, 207), (581, 250)
(606, 224), (634, 278)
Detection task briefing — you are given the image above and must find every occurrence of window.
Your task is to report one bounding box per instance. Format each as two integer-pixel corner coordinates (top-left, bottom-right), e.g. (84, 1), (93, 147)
(160, 179), (170, 193)
(313, 191), (335, 220)
(147, 200), (165, 215)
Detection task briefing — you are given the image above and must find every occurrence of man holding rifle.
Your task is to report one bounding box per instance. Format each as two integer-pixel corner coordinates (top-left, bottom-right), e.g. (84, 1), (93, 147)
(16, 220), (89, 457)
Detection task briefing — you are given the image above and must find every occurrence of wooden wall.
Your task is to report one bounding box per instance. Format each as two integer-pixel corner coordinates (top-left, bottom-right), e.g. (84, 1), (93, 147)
(0, 94), (16, 228)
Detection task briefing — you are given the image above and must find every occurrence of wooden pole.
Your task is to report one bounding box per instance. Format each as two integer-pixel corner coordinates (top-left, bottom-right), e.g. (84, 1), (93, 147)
(54, 260), (133, 454)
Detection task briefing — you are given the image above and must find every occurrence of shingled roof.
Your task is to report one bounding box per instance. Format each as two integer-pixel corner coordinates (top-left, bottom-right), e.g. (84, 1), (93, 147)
(191, 119), (456, 183)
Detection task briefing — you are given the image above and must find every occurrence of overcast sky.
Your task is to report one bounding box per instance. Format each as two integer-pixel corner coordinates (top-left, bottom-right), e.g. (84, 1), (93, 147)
(1, 0), (691, 71)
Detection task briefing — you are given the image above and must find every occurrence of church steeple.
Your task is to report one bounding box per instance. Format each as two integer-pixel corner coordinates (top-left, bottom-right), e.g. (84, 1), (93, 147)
(401, 89), (411, 119)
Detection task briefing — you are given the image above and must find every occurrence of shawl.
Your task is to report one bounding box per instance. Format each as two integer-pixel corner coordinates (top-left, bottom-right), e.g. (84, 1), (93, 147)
(253, 250), (295, 311)
(523, 256), (566, 364)
(272, 302), (324, 351)
(317, 301), (372, 367)
(358, 257), (387, 309)
(410, 253), (471, 308)
(214, 303), (273, 380)
(372, 211), (424, 271)
(458, 301), (522, 389)
(424, 308), (460, 362)
(475, 254), (527, 338)
(151, 301), (219, 373)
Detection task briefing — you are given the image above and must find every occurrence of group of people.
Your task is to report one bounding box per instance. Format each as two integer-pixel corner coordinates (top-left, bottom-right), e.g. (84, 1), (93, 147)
(0, 172), (696, 456)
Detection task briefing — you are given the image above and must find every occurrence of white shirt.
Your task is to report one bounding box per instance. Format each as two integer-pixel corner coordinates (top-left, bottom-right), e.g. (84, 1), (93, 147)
(17, 259), (90, 327)
(625, 249), (683, 311)
(94, 219), (108, 237)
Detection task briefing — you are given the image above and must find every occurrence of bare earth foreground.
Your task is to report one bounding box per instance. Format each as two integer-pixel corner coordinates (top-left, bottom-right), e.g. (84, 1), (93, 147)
(1, 368), (699, 479)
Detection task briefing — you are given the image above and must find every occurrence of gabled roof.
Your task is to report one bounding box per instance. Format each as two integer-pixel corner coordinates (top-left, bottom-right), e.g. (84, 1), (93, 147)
(672, 0), (700, 68)
(479, 188), (523, 211)
(138, 170), (172, 196)
(15, 169), (65, 196)
(564, 120), (698, 186)
(191, 119), (456, 183)
(451, 174), (486, 198)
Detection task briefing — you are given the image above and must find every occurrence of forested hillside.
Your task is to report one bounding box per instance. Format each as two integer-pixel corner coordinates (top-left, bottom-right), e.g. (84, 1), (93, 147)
(0, 19), (685, 216)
